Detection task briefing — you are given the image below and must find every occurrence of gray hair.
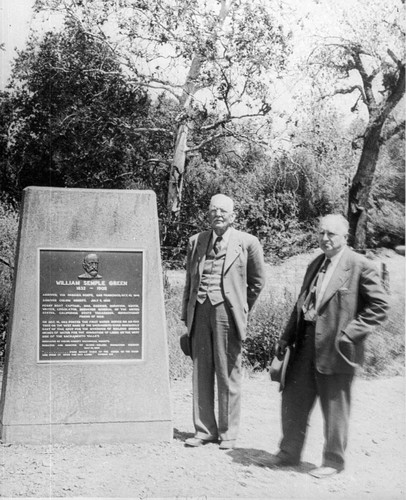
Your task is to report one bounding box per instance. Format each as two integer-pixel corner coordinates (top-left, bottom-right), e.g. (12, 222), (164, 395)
(319, 214), (349, 235)
(209, 194), (234, 212)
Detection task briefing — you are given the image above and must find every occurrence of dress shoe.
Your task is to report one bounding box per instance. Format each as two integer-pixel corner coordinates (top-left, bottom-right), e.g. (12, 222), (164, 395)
(185, 437), (217, 447)
(308, 466), (340, 479)
(219, 440), (236, 450)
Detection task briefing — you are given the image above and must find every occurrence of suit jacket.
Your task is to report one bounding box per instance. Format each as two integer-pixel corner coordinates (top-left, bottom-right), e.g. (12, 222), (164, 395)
(181, 227), (266, 341)
(281, 246), (389, 374)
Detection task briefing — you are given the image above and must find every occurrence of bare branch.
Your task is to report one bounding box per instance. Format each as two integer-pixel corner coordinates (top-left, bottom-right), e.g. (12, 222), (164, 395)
(186, 131), (228, 152)
(0, 256), (13, 269)
(351, 50), (377, 108)
(200, 109), (273, 132)
(224, 126), (269, 147)
(387, 48), (402, 69)
(110, 120), (172, 135)
(321, 84), (365, 102)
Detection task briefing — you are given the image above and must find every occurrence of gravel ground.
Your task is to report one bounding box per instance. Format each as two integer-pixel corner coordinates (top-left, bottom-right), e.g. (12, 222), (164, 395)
(0, 372), (405, 499)
(1, 249), (404, 499)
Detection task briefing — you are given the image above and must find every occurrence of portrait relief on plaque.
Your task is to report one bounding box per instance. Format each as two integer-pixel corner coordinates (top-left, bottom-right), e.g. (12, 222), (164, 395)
(38, 249), (144, 363)
(78, 253), (102, 279)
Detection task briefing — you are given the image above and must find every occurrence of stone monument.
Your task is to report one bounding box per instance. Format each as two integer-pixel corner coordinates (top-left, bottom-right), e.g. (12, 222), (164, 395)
(0, 187), (172, 444)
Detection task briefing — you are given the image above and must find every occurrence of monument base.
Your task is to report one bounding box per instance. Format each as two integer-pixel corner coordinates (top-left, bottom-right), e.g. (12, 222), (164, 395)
(0, 420), (173, 445)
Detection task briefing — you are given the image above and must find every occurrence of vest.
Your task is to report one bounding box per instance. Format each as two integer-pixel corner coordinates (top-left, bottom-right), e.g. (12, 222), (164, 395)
(196, 243), (226, 306)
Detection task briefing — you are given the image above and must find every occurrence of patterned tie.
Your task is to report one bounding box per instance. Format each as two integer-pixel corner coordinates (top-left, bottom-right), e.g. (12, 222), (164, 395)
(213, 236), (223, 254)
(302, 258), (331, 321)
(315, 258), (331, 301)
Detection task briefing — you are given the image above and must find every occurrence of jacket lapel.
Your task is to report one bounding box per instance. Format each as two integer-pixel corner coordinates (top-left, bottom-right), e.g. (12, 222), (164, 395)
(302, 254), (324, 294)
(196, 231), (211, 276)
(297, 253), (324, 310)
(224, 228), (242, 274)
(318, 246), (351, 309)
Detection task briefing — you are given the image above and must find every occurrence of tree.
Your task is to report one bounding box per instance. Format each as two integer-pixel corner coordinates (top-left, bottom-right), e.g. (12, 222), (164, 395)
(1, 25), (176, 201)
(304, 0), (405, 249)
(33, 0), (292, 217)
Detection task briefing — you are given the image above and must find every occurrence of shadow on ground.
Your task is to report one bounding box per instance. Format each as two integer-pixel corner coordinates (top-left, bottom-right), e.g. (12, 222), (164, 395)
(173, 427), (194, 442)
(227, 448), (316, 473)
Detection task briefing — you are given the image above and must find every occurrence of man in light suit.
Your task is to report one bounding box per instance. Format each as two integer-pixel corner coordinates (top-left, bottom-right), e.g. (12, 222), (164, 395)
(269, 214), (389, 477)
(181, 194), (266, 449)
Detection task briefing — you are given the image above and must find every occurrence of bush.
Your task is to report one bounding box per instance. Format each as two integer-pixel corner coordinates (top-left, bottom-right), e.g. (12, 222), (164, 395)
(361, 256), (405, 379)
(243, 289), (295, 371)
(367, 199), (405, 248)
(164, 280), (193, 380)
(163, 277), (296, 379)
(362, 323), (405, 378)
(0, 201), (19, 363)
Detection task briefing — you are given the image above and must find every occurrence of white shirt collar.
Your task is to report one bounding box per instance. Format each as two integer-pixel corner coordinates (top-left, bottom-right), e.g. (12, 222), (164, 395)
(325, 245), (346, 265)
(212, 227), (232, 245)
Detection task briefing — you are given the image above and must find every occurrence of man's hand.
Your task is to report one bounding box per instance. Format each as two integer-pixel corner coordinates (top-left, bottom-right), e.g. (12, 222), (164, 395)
(275, 340), (288, 360)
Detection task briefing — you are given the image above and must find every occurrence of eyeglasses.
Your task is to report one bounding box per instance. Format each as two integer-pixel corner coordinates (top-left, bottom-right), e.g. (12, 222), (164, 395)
(319, 231), (346, 238)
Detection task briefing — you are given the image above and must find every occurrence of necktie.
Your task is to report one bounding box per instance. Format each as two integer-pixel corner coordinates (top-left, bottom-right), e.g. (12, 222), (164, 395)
(213, 236), (223, 254)
(315, 258), (331, 301)
(302, 258), (331, 320)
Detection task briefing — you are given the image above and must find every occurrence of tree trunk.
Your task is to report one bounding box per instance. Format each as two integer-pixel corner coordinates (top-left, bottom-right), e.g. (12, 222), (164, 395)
(347, 53), (404, 251)
(166, 0), (232, 217)
(166, 56), (202, 216)
(348, 124), (383, 250)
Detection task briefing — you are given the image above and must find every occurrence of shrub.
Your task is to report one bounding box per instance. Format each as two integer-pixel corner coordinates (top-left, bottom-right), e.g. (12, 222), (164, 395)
(367, 199), (405, 248)
(361, 262), (405, 378)
(243, 289), (295, 371)
(164, 272), (297, 378)
(0, 201), (19, 363)
(164, 280), (193, 380)
(362, 323), (405, 378)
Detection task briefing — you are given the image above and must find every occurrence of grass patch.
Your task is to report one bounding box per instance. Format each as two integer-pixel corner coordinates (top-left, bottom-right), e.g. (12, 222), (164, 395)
(361, 291), (405, 378)
(243, 289), (295, 372)
(164, 281), (193, 380)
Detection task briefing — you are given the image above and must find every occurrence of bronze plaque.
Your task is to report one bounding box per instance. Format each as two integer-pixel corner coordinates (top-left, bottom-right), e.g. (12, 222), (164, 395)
(38, 249), (143, 362)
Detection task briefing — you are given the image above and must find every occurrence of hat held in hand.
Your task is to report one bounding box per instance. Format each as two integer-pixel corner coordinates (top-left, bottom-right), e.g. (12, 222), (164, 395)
(269, 346), (291, 392)
(180, 333), (192, 358)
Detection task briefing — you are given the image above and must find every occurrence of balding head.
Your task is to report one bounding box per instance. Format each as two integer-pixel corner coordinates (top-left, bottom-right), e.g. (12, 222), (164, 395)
(208, 194), (235, 236)
(209, 194), (234, 213)
(319, 214), (349, 236)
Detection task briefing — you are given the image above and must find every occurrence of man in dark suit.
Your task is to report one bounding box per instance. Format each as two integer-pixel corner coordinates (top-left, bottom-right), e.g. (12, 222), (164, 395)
(181, 194), (266, 449)
(269, 214), (389, 477)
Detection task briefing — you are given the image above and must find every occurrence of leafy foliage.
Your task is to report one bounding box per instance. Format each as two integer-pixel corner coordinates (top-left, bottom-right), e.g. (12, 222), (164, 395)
(33, 0), (293, 212)
(243, 289), (295, 371)
(1, 26), (175, 199)
(300, 0), (405, 248)
(0, 200), (18, 361)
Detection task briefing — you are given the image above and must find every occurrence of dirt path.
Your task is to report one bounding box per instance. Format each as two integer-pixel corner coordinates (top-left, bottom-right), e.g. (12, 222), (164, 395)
(0, 372), (405, 499)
